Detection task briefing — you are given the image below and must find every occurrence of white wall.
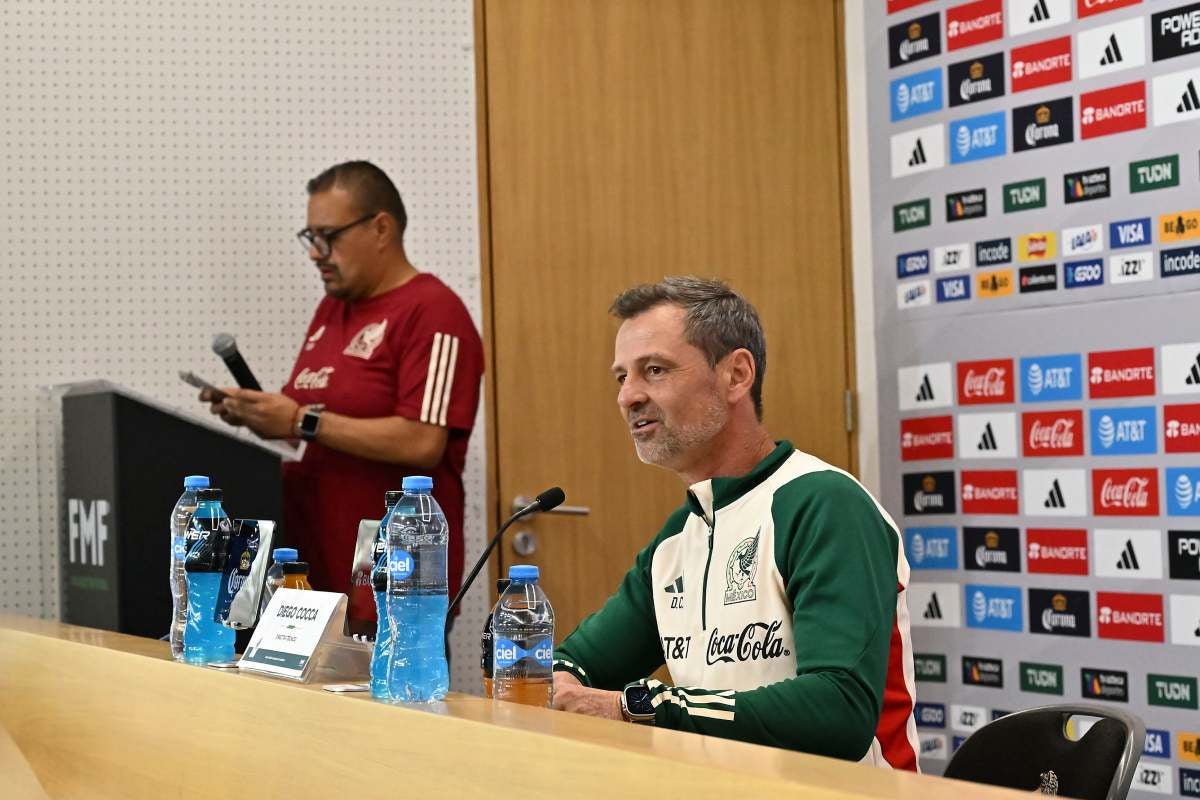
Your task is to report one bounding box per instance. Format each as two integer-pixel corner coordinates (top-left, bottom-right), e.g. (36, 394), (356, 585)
(0, 0), (489, 692)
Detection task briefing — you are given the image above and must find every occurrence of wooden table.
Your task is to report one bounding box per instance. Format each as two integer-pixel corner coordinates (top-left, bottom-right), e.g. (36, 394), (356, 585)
(0, 615), (1025, 799)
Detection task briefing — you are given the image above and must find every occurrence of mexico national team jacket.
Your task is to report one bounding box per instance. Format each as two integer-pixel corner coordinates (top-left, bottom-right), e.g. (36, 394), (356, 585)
(553, 441), (919, 770)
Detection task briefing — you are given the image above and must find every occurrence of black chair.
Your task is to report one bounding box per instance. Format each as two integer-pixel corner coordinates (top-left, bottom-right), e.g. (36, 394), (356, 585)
(943, 704), (1145, 800)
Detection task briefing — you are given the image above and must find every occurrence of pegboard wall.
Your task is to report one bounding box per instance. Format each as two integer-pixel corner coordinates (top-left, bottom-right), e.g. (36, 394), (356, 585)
(0, 0), (490, 692)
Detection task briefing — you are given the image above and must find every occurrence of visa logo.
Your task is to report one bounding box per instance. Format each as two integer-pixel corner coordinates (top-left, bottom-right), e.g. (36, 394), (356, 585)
(1021, 353), (1082, 403)
(1090, 407), (1158, 456)
(891, 68), (945, 122)
(898, 250), (931, 278)
(1110, 218), (1152, 250)
(1146, 728), (1171, 759)
(936, 276), (971, 302)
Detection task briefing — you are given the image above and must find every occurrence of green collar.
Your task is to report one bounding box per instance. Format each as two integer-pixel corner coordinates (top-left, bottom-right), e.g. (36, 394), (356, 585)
(685, 440), (794, 523)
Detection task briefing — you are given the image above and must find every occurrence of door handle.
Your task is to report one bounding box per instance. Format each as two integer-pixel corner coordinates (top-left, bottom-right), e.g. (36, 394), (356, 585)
(511, 495), (591, 517)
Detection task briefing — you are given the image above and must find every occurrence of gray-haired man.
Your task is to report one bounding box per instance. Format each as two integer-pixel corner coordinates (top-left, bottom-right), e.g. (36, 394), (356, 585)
(550, 277), (920, 769)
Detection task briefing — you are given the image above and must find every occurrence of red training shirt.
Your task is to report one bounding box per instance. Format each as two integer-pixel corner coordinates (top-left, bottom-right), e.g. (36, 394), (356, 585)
(281, 273), (483, 618)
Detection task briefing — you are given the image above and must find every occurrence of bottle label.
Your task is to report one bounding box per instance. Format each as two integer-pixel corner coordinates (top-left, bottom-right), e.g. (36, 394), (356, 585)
(494, 636), (553, 669)
(172, 534), (187, 560)
(388, 550), (414, 581)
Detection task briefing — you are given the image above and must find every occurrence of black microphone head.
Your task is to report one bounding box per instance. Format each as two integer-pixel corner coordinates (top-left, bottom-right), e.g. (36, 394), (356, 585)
(535, 487), (565, 513)
(212, 332), (238, 358)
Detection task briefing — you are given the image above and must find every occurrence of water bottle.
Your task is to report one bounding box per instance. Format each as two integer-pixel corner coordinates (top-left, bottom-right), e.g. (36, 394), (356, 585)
(493, 565), (554, 707)
(480, 578), (511, 698)
(384, 476), (449, 702)
(169, 475), (209, 661)
(370, 490), (403, 700)
(259, 547), (299, 615)
(183, 488), (235, 664)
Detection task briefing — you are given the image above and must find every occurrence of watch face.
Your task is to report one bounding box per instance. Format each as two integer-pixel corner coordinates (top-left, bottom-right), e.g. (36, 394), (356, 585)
(625, 685), (654, 717)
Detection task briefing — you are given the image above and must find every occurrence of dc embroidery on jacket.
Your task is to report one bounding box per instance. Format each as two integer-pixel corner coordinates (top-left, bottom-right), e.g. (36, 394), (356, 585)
(724, 529), (760, 605)
(343, 320), (387, 360)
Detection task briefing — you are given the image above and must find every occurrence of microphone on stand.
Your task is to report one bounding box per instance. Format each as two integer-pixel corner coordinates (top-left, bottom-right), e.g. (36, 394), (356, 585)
(212, 333), (263, 391)
(446, 486), (565, 627)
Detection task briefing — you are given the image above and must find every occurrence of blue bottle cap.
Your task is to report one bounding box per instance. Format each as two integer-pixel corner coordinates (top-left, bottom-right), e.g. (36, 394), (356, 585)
(401, 475), (434, 492)
(183, 475), (210, 489)
(508, 565), (539, 582)
(272, 548), (299, 562)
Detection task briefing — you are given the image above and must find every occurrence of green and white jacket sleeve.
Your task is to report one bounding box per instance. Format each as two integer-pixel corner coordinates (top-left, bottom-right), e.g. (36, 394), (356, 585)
(552, 509), (687, 689)
(648, 474), (899, 759)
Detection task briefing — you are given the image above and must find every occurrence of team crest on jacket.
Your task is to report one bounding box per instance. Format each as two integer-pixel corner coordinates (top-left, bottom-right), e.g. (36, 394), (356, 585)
(724, 530), (760, 605)
(343, 320), (387, 360)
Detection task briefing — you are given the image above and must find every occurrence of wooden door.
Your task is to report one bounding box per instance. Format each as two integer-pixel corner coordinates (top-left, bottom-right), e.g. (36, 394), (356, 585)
(479, 0), (853, 637)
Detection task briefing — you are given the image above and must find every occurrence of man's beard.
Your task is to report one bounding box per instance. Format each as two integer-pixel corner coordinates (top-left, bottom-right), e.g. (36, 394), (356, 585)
(633, 390), (729, 469)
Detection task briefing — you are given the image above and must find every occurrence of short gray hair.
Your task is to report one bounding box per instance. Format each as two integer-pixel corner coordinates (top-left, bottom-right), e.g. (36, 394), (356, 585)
(610, 276), (766, 419)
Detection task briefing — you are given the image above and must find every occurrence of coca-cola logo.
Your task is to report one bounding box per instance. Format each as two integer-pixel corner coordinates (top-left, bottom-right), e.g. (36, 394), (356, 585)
(1101, 477), (1150, 509)
(964, 367), (1007, 398)
(705, 620), (792, 666)
(1028, 419), (1075, 450)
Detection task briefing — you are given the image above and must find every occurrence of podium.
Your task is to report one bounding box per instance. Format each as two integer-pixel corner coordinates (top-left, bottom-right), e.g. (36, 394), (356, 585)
(59, 381), (287, 639)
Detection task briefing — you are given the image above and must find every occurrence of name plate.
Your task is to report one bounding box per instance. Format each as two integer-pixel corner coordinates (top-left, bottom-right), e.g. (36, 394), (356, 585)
(239, 589), (346, 681)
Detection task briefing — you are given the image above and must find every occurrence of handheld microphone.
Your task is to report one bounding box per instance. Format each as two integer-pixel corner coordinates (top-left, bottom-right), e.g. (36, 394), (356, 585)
(212, 333), (263, 391)
(446, 487), (564, 625)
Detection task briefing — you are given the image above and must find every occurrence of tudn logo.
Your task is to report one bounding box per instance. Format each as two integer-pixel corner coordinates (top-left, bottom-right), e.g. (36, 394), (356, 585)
(1027, 363), (1044, 396)
(1177, 474), (1195, 510)
(1098, 415), (1116, 449)
(955, 126), (972, 157)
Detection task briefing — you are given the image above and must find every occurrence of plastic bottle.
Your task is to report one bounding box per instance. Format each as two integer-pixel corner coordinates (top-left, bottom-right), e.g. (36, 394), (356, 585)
(493, 565), (554, 707)
(259, 547), (299, 614)
(183, 488), (235, 664)
(280, 562), (312, 590)
(169, 475), (209, 661)
(480, 578), (512, 698)
(384, 476), (450, 702)
(370, 491), (403, 700)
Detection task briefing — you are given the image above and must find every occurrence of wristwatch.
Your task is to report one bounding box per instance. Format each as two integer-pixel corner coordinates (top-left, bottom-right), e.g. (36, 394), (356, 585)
(298, 404), (325, 441)
(620, 681), (656, 725)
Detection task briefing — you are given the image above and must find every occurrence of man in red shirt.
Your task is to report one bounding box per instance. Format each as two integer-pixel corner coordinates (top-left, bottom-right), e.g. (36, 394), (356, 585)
(203, 161), (483, 612)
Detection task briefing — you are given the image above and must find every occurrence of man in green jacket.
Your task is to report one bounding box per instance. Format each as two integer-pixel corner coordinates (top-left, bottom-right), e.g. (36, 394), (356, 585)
(551, 277), (919, 770)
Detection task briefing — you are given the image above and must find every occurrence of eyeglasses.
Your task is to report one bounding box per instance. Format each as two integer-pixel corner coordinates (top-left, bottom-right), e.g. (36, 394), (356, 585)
(296, 214), (376, 259)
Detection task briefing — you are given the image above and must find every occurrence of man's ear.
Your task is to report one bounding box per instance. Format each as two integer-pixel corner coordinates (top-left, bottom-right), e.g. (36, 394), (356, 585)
(372, 212), (394, 251)
(722, 348), (757, 405)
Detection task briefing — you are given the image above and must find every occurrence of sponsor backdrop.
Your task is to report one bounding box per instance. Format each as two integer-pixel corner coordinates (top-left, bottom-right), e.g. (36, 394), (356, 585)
(870, 0), (1200, 792)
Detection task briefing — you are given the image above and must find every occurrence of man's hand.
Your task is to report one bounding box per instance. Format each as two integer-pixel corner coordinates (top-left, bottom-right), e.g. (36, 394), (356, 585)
(200, 387), (244, 427)
(551, 671), (623, 721)
(215, 388), (300, 439)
